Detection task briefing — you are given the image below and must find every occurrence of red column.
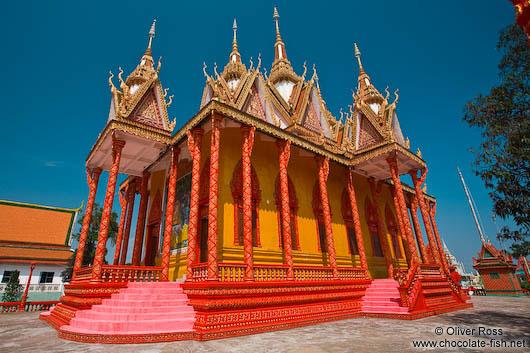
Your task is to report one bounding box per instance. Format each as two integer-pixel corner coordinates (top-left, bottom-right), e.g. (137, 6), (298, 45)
(207, 114), (222, 280)
(73, 167), (101, 280)
(185, 128), (203, 281)
(368, 178), (394, 278)
(132, 171), (150, 266)
(429, 202), (450, 273)
(391, 189), (411, 263)
(91, 136), (126, 282)
(316, 156), (338, 279)
(113, 189), (128, 265)
(409, 169), (442, 265)
(18, 262), (35, 312)
(161, 146), (180, 281)
(277, 140), (294, 280)
(387, 156), (419, 265)
(346, 168), (369, 276)
(241, 126), (256, 281)
(119, 181), (136, 265)
(409, 195), (428, 263)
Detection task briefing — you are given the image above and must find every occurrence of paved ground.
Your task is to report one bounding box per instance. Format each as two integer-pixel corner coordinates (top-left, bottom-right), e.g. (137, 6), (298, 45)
(1, 296), (529, 353)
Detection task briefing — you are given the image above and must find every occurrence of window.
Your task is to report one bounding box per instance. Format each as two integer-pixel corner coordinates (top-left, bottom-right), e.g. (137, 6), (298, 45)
(313, 183), (330, 253)
(341, 190), (359, 255)
(39, 272), (54, 284)
(2, 271), (13, 283)
(490, 273), (500, 279)
(386, 204), (403, 259)
(346, 226), (359, 255)
(366, 197), (383, 257)
(231, 160), (261, 247)
(317, 217), (328, 252)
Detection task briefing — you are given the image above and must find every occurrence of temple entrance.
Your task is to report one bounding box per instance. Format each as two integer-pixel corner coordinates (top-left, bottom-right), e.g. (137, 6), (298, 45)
(199, 217), (208, 263)
(145, 222), (160, 266)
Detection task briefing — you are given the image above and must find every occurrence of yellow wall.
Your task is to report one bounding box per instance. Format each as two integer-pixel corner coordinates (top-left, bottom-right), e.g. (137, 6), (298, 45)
(169, 125), (409, 279)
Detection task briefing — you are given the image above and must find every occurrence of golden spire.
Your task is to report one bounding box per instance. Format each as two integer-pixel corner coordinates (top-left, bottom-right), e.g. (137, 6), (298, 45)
(354, 42), (365, 75)
(146, 19), (156, 56)
(273, 6), (287, 61)
(230, 18), (241, 63)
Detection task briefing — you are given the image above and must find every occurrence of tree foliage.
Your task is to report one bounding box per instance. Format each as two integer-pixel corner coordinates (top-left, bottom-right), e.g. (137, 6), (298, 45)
(61, 203), (119, 282)
(463, 24), (530, 257)
(2, 270), (24, 302)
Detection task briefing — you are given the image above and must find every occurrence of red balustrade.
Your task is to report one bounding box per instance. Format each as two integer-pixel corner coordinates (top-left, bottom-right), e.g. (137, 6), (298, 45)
(100, 265), (162, 282)
(191, 262), (366, 282)
(1, 300), (59, 314)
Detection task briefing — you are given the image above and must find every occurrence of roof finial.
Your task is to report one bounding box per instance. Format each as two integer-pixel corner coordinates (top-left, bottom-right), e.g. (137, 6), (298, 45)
(273, 6), (282, 43)
(232, 19), (238, 53)
(147, 19), (156, 53)
(354, 42), (364, 74)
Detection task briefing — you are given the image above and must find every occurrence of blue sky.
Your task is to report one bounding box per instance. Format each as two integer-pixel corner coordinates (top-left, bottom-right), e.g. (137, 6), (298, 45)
(0, 1), (517, 270)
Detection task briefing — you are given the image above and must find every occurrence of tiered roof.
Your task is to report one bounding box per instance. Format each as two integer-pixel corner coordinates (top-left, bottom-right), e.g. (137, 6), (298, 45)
(0, 200), (80, 264)
(473, 242), (517, 270)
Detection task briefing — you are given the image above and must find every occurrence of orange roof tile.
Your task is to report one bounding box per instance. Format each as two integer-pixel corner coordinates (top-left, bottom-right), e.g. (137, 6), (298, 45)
(0, 201), (78, 246)
(0, 245), (73, 264)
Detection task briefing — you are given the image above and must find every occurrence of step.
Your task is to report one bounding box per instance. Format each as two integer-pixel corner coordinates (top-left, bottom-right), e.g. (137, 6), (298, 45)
(365, 288), (400, 294)
(111, 293), (188, 301)
(76, 309), (195, 321)
(361, 305), (409, 313)
(363, 292), (401, 299)
(68, 317), (195, 333)
(362, 300), (401, 307)
(91, 304), (194, 314)
(127, 282), (182, 288)
(119, 287), (184, 295)
(100, 298), (189, 307)
(61, 325), (195, 335)
(362, 296), (401, 303)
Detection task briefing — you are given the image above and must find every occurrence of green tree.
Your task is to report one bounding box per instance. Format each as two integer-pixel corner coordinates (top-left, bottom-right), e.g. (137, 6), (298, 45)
(463, 24), (530, 257)
(2, 270), (24, 302)
(61, 203), (119, 282)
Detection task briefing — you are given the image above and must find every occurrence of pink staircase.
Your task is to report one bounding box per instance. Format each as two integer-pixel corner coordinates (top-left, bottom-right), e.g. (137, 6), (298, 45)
(61, 281), (196, 335)
(361, 278), (409, 314)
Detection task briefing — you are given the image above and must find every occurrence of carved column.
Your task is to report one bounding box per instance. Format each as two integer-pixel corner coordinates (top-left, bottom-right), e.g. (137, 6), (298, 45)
(113, 189), (128, 265)
(72, 167), (101, 280)
(387, 156), (419, 265)
(277, 140), (294, 280)
(316, 156), (338, 279)
(207, 114), (222, 280)
(161, 146), (180, 281)
(91, 136), (125, 282)
(391, 189), (411, 264)
(132, 171), (150, 266)
(368, 178), (394, 278)
(346, 168), (369, 276)
(409, 194), (428, 263)
(119, 181), (136, 265)
(241, 126), (256, 281)
(429, 202), (450, 273)
(409, 169), (442, 265)
(186, 128), (203, 280)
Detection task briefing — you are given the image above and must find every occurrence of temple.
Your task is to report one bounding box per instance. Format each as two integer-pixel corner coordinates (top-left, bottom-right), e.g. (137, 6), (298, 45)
(41, 10), (471, 343)
(473, 242), (524, 296)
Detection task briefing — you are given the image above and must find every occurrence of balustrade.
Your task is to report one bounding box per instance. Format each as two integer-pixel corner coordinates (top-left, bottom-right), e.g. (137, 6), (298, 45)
(0, 300), (58, 314)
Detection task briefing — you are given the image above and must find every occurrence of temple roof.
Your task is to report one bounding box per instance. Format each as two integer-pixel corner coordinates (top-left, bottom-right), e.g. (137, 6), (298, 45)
(473, 242), (516, 269)
(0, 200), (79, 264)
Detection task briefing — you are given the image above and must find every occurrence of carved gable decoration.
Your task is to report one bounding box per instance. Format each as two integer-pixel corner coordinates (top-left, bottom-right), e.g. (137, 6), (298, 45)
(243, 85), (267, 121)
(357, 115), (383, 150)
(129, 88), (164, 129)
(302, 100), (322, 133)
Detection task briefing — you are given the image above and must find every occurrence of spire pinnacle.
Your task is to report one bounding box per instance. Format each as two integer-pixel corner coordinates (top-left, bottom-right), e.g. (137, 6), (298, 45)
(229, 18), (241, 63)
(146, 19), (156, 54)
(354, 42), (364, 75)
(273, 6), (282, 43)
